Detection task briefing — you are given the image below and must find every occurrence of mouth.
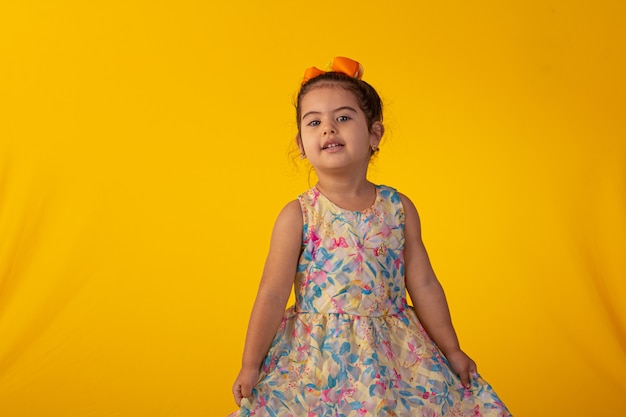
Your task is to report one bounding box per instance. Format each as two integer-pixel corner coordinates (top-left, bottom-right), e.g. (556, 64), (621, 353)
(322, 143), (344, 150)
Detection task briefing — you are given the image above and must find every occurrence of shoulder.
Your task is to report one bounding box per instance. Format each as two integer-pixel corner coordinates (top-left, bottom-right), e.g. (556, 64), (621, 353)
(380, 186), (418, 215)
(398, 192), (418, 214)
(397, 192), (422, 231)
(275, 199), (303, 229)
(375, 185), (421, 231)
(267, 199), (303, 255)
(377, 184), (401, 201)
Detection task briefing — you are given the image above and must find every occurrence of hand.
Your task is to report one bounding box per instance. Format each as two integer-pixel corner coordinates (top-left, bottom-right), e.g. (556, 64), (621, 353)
(445, 349), (477, 389)
(232, 366), (260, 406)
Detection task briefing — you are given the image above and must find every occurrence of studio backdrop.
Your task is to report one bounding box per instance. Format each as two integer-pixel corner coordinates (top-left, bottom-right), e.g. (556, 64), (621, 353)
(0, 1), (624, 416)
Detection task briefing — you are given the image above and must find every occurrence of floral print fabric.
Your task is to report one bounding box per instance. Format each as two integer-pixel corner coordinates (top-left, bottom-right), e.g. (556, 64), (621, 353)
(229, 185), (511, 416)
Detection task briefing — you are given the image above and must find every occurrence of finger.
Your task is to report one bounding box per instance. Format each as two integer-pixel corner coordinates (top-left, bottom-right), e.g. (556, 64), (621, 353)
(241, 383), (252, 398)
(469, 360), (478, 380)
(233, 385), (243, 406)
(455, 363), (471, 389)
(460, 371), (471, 389)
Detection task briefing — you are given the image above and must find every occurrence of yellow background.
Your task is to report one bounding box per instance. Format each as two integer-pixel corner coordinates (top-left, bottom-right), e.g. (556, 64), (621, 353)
(1, 1), (624, 416)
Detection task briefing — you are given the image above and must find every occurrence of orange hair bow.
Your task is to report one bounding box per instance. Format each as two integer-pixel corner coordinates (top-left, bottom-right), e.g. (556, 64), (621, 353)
(301, 57), (364, 85)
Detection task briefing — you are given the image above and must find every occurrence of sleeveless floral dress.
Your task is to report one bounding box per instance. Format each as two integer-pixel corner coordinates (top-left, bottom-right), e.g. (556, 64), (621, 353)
(229, 185), (511, 417)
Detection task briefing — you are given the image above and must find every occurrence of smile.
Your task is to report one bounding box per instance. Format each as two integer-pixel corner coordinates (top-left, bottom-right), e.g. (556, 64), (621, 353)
(322, 143), (344, 150)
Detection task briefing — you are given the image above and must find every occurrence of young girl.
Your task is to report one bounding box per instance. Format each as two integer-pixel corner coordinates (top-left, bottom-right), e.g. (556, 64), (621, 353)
(229, 57), (511, 416)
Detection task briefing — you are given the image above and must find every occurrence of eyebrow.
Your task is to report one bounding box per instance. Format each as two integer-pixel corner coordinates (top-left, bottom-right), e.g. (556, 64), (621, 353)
(302, 106), (358, 120)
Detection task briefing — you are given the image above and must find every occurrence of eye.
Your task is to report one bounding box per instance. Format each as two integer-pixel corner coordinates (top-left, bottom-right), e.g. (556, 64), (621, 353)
(337, 115), (351, 122)
(307, 120), (321, 127)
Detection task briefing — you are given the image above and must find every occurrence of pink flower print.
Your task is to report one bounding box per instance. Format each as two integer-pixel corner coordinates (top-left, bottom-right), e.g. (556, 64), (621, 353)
(407, 341), (422, 365)
(310, 229), (321, 248)
(311, 188), (320, 206)
(378, 222), (392, 238)
(463, 388), (473, 399)
(330, 297), (346, 314)
(393, 368), (402, 384)
(421, 408), (438, 417)
(321, 388), (337, 402)
(394, 257), (402, 270)
(331, 237), (349, 249)
(310, 270), (327, 285)
(321, 388), (355, 404)
(333, 387), (356, 403)
(372, 379), (387, 396)
(472, 405), (483, 417)
(351, 248), (365, 274)
(294, 343), (310, 363)
(322, 258), (334, 271)
(381, 340), (396, 360)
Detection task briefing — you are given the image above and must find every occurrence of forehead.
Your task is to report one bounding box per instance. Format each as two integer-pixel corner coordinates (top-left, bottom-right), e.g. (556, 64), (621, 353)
(300, 85), (360, 112)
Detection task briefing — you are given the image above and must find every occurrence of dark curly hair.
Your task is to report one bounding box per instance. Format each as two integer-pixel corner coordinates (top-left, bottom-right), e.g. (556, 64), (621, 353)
(295, 72), (384, 135)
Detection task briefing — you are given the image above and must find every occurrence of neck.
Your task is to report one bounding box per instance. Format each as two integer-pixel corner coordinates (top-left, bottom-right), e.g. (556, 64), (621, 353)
(314, 173), (376, 212)
(315, 177), (373, 196)
(314, 161), (371, 194)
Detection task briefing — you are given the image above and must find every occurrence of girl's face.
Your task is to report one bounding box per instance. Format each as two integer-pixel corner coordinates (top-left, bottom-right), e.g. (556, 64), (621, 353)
(298, 86), (382, 175)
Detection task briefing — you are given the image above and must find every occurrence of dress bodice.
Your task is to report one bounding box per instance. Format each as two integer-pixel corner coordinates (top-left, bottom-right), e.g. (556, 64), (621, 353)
(295, 185), (407, 316)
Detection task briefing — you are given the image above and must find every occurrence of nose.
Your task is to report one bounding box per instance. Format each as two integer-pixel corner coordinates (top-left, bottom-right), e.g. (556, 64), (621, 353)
(322, 123), (336, 135)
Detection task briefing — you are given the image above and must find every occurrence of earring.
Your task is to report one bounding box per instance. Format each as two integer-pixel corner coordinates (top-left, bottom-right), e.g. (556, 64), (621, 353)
(300, 153), (307, 159)
(371, 145), (379, 153)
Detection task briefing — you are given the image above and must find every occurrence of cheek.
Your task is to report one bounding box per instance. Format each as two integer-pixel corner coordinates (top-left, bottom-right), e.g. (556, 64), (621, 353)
(299, 132), (315, 147)
(297, 136), (313, 155)
(302, 141), (316, 154)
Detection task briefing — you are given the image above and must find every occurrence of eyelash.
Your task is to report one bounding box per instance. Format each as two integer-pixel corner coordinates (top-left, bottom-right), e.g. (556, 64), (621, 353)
(307, 116), (351, 127)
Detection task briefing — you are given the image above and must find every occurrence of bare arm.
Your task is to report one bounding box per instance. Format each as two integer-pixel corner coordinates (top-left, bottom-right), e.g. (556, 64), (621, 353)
(400, 193), (476, 388)
(232, 199), (303, 405)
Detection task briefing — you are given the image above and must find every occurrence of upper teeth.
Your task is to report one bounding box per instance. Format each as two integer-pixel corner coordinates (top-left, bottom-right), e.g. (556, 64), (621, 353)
(324, 143), (341, 149)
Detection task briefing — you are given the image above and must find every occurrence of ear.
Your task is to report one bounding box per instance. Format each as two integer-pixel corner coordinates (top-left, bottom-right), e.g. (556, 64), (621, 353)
(296, 133), (305, 155)
(370, 121), (384, 149)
